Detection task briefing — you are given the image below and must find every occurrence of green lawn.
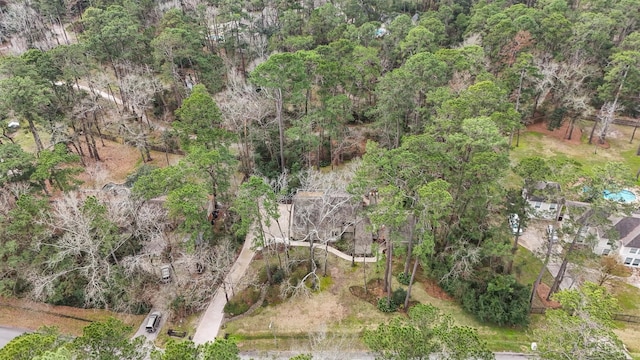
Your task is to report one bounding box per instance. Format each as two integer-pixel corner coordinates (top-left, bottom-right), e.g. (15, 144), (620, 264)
(511, 123), (640, 184)
(513, 245), (555, 287)
(611, 280), (640, 316)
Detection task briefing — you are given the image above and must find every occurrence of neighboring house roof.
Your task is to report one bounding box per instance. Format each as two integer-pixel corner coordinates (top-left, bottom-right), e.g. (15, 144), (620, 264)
(615, 217), (640, 239)
(291, 190), (357, 241)
(614, 216), (640, 249)
(526, 181), (561, 202)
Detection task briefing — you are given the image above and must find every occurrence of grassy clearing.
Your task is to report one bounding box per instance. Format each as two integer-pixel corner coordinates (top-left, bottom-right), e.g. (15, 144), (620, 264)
(512, 123), (640, 183)
(611, 280), (640, 316)
(512, 245), (555, 308)
(513, 245), (554, 287)
(154, 313), (200, 347)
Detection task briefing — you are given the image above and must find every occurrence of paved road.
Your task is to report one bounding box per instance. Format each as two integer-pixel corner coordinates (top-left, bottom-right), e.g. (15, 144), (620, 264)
(0, 327), (26, 349)
(239, 351), (536, 359)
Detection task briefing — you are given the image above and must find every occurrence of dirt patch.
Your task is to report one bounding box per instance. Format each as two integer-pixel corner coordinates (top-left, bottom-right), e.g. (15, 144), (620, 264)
(526, 120), (584, 146)
(349, 278), (385, 307)
(535, 283), (561, 309)
(526, 119), (613, 149)
(76, 139), (182, 189)
(422, 278), (454, 301)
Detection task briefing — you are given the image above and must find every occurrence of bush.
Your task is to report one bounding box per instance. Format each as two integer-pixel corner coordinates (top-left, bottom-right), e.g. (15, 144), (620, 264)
(397, 272), (412, 285)
(224, 299), (250, 316)
(474, 275), (530, 326)
(258, 265), (284, 284)
(392, 288), (407, 307)
(431, 259), (530, 326)
(272, 267), (285, 284)
(131, 302), (152, 315)
(458, 274), (530, 327)
(377, 297), (398, 313)
(224, 287), (261, 316)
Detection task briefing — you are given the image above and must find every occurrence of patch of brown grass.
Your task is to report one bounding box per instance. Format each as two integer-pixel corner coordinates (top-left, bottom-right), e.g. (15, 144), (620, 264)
(0, 297), (144, 336)
(222, 252), (391, 342)
(526, 120), (583, 146)
(76, 139), (183, 188)
(422, 277), (454, 301)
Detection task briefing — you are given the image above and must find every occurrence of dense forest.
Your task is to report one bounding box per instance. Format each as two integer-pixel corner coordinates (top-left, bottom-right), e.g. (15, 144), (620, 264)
(0, 0), (639, 345)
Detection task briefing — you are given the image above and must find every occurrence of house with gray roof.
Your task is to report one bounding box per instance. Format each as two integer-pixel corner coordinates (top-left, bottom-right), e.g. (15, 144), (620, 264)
(595, 214), (640, 267)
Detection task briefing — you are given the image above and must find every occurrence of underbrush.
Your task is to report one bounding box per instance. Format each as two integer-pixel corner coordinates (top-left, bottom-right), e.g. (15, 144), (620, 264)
(224, 287), (262, 316)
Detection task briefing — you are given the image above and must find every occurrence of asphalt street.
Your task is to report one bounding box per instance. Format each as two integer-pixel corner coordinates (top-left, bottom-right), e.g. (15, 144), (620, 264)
(0, 327), (26, 349)
(238, 351), (536, 359)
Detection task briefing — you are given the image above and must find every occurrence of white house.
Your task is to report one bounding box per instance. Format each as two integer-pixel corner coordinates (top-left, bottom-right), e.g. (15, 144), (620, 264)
(524, 181), (563, 220)
(594, 215), (640, 267)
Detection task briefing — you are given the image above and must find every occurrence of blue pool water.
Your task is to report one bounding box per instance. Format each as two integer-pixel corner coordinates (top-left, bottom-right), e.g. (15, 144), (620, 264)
(603, 189), (637, 202)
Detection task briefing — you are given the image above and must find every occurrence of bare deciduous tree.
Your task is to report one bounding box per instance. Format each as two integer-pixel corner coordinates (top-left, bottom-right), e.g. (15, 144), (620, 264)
(439, 241), (481, 282)
(292, 168), (361, 284)
(594, 101), (624, 145)
(119, 64), (164, 127)
(30, 191), (169, 310)
(218, 69), (273, 177)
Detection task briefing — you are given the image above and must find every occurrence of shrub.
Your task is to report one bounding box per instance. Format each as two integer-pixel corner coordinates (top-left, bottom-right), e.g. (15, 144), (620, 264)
(258, 265), (284, 284)
(264, 283), (282, 305)
(377, 297), (398, 313)
(131, 302), (152, 315)
(224, 299), (250, 316)
(392, 288), (407, 307)
(432, 260), (530, 326)
(272, 267), (285, 284)
(475, 275), (530, 326)
(224, 287), (261, 316)
(397, 272), (412, 285)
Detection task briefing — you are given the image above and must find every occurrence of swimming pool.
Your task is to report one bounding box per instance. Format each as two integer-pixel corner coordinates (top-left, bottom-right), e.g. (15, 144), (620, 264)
(603, 189), (637, 203)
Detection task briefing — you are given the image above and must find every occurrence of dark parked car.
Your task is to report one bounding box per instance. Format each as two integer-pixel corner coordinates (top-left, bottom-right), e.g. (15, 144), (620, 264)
(146, 311), (162, 333)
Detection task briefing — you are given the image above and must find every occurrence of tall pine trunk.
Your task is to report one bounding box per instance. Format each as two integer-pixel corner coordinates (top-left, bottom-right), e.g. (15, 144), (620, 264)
(275, 88), (286, 173)
(26, 114), (44, 153)
(403, 216), (416, 275)
(530, 238), (553, 309)
(404, 254), (420, 310)
(547, 224), (585, 299)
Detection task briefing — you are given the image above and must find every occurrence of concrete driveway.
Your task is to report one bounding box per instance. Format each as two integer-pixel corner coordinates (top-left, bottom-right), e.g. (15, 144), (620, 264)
(133, 310), (167, 342)
(517, 220), (575, 291)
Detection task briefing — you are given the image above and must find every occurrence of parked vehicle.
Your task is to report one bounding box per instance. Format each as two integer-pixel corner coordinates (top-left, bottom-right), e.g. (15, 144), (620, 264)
(146, 312), (162, 333)
(546, 224), (559, 242)
(161, 265), (171, 283)
(509, 214), (524, 235)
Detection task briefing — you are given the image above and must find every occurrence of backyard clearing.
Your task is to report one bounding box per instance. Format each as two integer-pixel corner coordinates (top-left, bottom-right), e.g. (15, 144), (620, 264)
(515, 121), (640, 178)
